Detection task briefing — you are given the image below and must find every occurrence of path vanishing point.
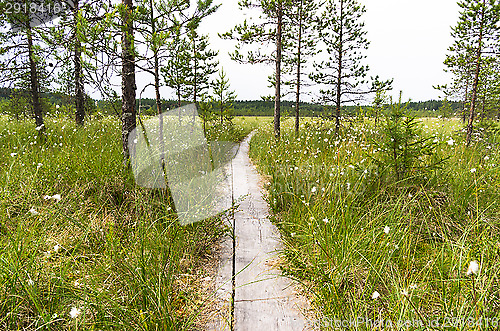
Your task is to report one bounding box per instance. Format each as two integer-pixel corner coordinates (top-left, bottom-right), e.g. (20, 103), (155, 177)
(208, 132), (314, 331)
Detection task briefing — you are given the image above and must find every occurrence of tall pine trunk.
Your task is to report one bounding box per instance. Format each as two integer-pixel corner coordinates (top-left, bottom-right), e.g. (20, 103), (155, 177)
(193, 38), (198, 105)
(335, 0), (344, 133)
(74, 0), (85, 126)
(462, 78), (469, 123)
(466, 0), (485, 146)
(150, 0), (164, 164)
(27, 26), (44, 130)
(295, 0), (303, 135)
(121, 0), (137, 165)
(274, 2), (282, 140)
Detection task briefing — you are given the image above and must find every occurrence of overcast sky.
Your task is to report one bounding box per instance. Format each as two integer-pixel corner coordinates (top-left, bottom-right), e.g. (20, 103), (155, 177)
(134, 0), (461, 103)
(200, 0), (461, 103)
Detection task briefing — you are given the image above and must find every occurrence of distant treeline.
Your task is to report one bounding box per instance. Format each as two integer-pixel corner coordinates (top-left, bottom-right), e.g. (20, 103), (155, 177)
(105, 98), (465, 118)
(0, 87), (66, 106)
(0, 87), (463, 118)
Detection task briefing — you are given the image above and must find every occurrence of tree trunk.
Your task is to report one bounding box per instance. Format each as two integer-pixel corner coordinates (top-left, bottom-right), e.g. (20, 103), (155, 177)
(121, 0), (137, 165)
(27, 26), (44, 131)
(154, 55), (162, 116)
(274, 2), (282, 140)
(74, 0), (85, 126)
(220, 94), (224, 124)
(335, 0), (344, 133)
(466, 0), (485, 146)
(150, 0), (164, 164)
(462, 79), (469, 123)
(192, 37), (198, 125)
(295, 0), (303, 136)
(481, 92), (486, 121)
(193, 38), (197, 105)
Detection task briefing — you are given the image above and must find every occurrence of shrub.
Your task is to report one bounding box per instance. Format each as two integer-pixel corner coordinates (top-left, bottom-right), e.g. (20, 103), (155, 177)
(371, 92), (446, 182)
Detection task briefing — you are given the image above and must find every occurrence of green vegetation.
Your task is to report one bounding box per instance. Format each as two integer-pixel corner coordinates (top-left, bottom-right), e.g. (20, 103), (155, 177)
(0, 0), (498, 328)
(250, 115), (500, 329)
(0, 116), (258, 330)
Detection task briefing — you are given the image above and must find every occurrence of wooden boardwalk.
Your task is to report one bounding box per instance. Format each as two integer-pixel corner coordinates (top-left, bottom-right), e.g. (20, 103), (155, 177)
(209, 132), (314, 330)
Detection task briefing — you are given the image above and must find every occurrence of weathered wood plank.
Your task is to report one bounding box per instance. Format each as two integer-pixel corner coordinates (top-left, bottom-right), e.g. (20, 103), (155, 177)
(231, 133), (312, 330)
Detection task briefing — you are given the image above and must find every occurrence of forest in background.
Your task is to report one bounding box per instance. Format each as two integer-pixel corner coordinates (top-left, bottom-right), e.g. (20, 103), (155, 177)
(0, 86), (464, 118)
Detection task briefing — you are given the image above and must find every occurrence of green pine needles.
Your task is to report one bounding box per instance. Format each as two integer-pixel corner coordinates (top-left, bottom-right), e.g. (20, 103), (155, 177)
(371, 92), (447, 182)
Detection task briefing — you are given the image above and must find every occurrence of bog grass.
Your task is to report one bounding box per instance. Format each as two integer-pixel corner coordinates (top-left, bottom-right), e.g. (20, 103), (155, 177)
(0, 115), (259, 330)
(250, 116), (500, 330)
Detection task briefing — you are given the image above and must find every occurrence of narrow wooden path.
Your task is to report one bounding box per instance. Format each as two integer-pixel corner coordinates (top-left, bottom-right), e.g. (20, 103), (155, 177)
(209, 132), (314, 330)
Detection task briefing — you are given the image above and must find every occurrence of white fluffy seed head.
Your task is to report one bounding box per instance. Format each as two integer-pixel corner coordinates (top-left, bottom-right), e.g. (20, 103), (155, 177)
(69, 307), (81, 319)
(466, 260), (480, 276)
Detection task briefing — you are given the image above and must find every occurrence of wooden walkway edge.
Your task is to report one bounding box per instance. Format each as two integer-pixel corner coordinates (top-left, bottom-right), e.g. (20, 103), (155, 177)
(208, 132), (315, 330)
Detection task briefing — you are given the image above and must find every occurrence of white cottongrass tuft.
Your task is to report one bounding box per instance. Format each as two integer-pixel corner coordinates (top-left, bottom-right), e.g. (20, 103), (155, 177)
(466, 260), (480, 276)
(53, 244), (61, 254)
(447, 139), (454, 146)
(69, 307), (81, 319)
(44, 194), (62, 202)
(311, 186), (317, 193)
(470, 168), (477, 173)
(29, 207), (39, 215)
(371, 291), (380, 299)
(384, 226), (390, 234)
(10, 153), (17, 157)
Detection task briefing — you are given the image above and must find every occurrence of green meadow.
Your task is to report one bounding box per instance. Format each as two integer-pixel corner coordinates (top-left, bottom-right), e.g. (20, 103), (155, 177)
(249, 116), (500, 329)
(1, 114), (500, 329)
(0, 116), (257, 330)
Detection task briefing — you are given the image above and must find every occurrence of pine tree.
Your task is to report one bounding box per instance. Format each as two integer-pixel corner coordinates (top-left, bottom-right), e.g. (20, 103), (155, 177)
(441, 37), (475, 123)
(136, 0), (218, 112)
(370, 86), (388, 126)
(50, 0), (106, 126)
(372, 92), (445, 182)
(0, 1), (57, 132)
(282, 0), (318, 135)
(121, 0), (137, 165)
(221, 0), (292, 139)
(185, 28), (218, 105)
(136, 0), (188, 115)
(161, 24), (191, 107)
(211, 69), (237, 124)
(184, 1), (219, 105)
(309, 0), (391, 133)
(447, 0), (500, 145)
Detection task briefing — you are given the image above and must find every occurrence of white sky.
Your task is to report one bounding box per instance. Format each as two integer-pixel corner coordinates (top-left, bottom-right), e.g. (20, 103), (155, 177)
(191, 0), (461, 103)
(128, 0), (461, 103)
